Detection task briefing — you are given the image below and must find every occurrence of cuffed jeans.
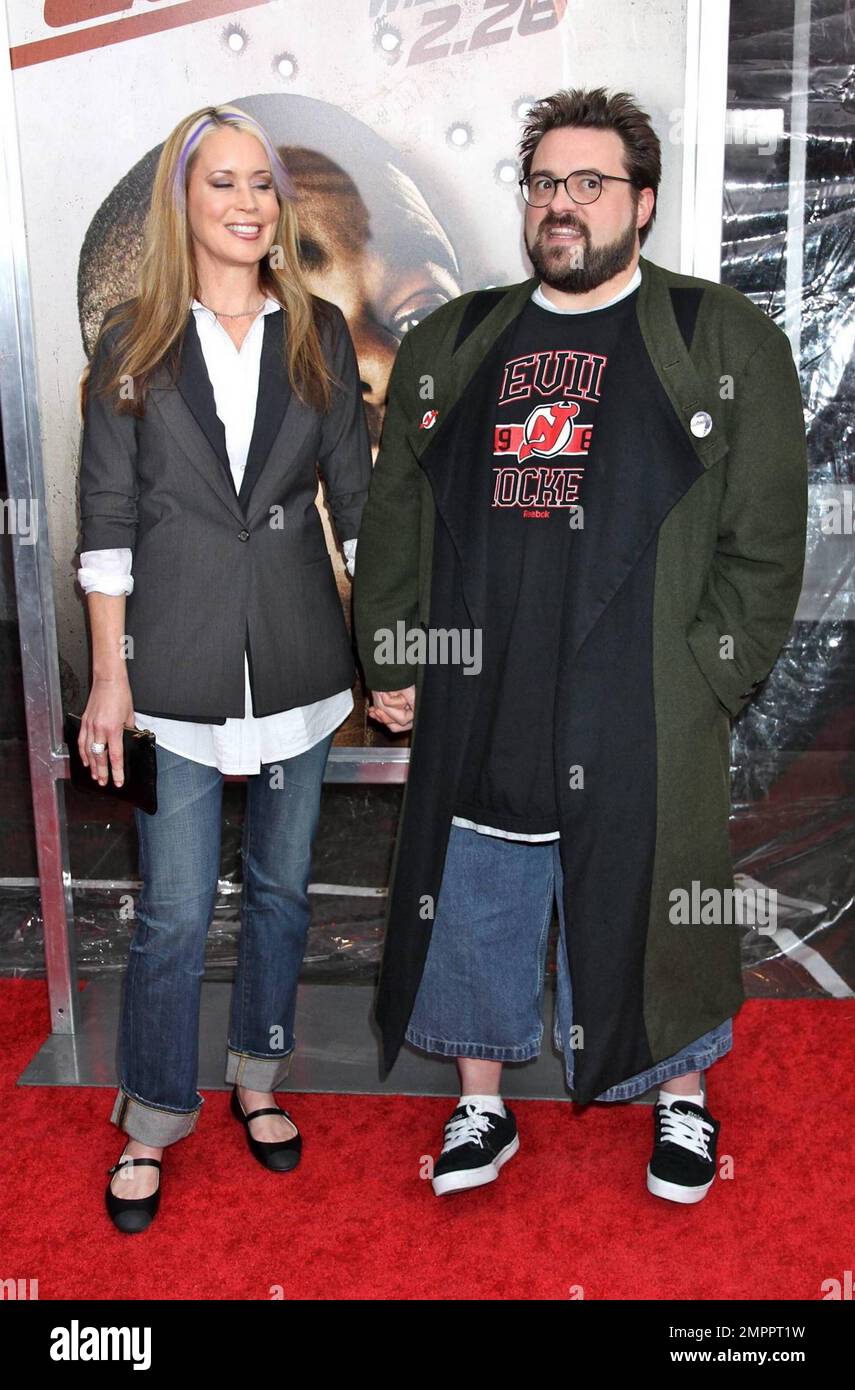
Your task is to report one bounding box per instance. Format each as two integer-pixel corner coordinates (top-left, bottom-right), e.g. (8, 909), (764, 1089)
(405, 823), (732, 1100)
(110, 732), (334, 1146)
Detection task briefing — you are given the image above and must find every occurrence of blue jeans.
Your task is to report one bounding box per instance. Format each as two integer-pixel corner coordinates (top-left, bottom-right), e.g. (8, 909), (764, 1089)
(110, 732), (334, 1146)
(405, 823), (732, 1101)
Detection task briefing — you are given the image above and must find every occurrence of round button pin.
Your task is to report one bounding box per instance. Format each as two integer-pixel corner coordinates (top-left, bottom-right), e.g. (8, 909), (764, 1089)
(690, 410), (713, 438)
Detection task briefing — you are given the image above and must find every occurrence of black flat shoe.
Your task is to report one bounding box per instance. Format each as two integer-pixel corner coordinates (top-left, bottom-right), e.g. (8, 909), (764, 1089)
(230, 1085), (302, 1172)
(105, 1148), (162, 1233)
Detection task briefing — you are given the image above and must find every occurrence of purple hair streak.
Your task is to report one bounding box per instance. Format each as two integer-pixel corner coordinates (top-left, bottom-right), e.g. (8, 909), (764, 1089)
(172, 105), (298, 214)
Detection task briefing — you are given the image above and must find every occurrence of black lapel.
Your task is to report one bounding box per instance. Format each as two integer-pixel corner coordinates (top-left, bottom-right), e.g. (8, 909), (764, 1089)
(558, 305), (704, 661)
(238, 309), (291, 512)
(176, 313), (234, 493)
(174, 309), (291, 519)
(417, 318), (518, 629)
(452, 288), (508, 353)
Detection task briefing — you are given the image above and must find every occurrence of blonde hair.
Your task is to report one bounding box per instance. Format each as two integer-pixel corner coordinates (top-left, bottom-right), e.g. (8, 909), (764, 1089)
(80, 104), (338, 418)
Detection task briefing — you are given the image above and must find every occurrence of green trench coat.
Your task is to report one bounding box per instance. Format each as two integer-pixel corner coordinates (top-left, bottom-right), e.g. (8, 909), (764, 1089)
(353, 254), (807, 1103)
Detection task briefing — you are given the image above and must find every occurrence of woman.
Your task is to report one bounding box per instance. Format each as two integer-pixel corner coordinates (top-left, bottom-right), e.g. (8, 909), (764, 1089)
(76, 105), (372, 1233)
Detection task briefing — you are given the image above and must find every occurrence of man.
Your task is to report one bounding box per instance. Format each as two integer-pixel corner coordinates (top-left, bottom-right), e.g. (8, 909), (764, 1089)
(353, 88), (807, 1204)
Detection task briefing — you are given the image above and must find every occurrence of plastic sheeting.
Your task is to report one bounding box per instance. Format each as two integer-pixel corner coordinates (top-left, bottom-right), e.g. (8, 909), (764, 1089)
(721, 0), (855, 997)
(0, 781), (399, 980)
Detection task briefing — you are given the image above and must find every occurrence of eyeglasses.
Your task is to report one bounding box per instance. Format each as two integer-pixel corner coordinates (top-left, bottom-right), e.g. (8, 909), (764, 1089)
(519, 169), (636, 207)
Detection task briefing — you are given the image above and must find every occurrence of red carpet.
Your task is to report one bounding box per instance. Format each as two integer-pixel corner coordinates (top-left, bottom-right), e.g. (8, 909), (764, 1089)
(1, 979), (852, 1300)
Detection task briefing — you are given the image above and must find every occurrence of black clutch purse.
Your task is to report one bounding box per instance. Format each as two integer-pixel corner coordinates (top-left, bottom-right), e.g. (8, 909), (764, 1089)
(64, 712), (158, 815)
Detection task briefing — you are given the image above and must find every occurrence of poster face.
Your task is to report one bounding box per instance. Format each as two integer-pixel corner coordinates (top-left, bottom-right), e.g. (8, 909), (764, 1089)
(8, 0), (688, 746)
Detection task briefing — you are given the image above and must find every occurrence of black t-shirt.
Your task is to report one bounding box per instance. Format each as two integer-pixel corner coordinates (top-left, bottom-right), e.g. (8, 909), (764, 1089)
(452, 284), (639, 835)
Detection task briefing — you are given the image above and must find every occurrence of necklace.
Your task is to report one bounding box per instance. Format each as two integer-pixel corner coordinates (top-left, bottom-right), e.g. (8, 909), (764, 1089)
(197, 298), (266, 319)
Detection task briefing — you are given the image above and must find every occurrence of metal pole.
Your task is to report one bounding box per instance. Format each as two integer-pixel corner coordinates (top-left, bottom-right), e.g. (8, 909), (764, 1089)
(0, 0), (79, 1034)
(785, 0), (811, 362)
(682, 0), (732, 280)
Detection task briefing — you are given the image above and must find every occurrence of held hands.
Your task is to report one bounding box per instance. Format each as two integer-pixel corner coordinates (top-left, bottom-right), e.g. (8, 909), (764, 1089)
(368, 686), (416, 734)
(79, 675), (135, 788)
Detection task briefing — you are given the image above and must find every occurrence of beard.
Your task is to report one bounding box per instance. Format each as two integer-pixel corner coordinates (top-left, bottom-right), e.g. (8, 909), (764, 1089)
(526, 207), (638, 294)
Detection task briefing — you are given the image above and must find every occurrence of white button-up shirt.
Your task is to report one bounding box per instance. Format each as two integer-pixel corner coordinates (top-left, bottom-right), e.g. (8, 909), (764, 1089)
(78, 295), (356, 774)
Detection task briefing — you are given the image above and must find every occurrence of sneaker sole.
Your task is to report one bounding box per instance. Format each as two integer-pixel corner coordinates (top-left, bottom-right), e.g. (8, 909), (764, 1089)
(432, 1134), (520, 1196)
(646, 1164), (715, 1204)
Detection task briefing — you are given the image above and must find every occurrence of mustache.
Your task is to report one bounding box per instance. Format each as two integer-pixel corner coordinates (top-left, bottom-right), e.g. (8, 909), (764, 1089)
(540, 217), (589, 235)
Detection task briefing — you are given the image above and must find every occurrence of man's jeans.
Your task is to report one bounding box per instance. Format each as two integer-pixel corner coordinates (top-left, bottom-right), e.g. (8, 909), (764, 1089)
(110, 732), (333, 1146)
(406, 822), (732, 1100)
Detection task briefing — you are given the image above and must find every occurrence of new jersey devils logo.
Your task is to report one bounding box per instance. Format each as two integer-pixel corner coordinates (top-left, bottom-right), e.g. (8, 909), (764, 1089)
(419, 409), (438, 430)
(517, 400), (581, 460)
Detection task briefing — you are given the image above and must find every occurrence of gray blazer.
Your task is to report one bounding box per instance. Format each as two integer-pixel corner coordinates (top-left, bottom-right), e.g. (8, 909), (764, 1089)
(78, 297), (372, 722)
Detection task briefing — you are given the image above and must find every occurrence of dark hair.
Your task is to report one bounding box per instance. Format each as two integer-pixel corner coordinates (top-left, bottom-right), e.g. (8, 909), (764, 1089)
(518, 87), (661, 246)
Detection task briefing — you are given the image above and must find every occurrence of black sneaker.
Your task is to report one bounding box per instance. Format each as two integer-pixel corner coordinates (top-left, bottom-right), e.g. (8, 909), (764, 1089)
(431, 1101), (519, 1196)
(646, 1099), (720, 1204)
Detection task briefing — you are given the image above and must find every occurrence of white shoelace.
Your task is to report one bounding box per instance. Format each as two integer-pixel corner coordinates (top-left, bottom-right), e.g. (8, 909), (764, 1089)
(442, 1103), (495, 1153)
(658, 1104), (714, 1159)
